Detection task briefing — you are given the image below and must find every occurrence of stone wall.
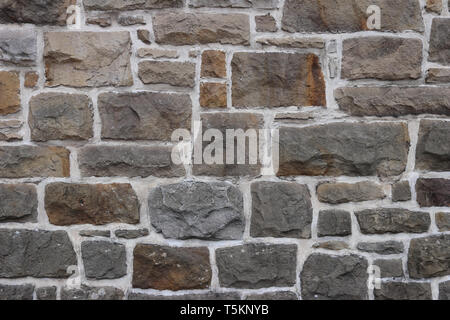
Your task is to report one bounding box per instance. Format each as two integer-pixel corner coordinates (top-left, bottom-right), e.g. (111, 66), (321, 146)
(0, 0), (449, 300)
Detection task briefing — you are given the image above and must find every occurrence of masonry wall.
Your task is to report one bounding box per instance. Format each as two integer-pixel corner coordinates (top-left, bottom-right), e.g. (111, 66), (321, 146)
(0, 0), (449, 300)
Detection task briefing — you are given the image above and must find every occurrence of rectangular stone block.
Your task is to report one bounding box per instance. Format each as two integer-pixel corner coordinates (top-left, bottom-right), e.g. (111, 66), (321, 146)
(0, 29), (37, 66)
(429, 18), (450, 65)
(0, 284), (34, 300)
(317, 181), (385, 204)
(0, 71), (20, 115)
(0, 120), (22, 141)
(416, 120), (450, 172)
(232, 52), (325, 108)
(83, 0), (183, 10)
(408, 235), (450, 279)
(278, 122), (409, 177)
(426, 68), (450, 83)
(0, 184), (37, 223)
(138, 61), (195, 87)
(416, 178), (450, 207)
(375, 282), (432, 300)
(190, 0), (279, 8)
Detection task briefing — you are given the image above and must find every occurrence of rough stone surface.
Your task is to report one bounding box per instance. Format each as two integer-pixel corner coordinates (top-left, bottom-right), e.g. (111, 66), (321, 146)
(250, 181), (313, 239)
(278, 122), (409, 177)
(375, 282), (432, 300)
(79, 145), (185, 178)
(426, 0), (443, 13)
(36, 287), (57, 300)
(317, 210), (352, 237)
(44, 32), (133, 87)
(408, 234), (450, 279)
(355, 208), (430, 234)
(61, 285), (124, 300)
(301, 254), (369, 300)
(201, 50), (227, 78)
(115, 229), (149, 239)
(82, 241), (127, 279)
(45, 183), (140, 226)
(190, 0), (279, 8)
(416, 178), (450, 207)
(98, 92), (191, 141)
(429, 18), (450, 65)
(200, 82), (227, 108)
(137, 48), (178, 59)
(256, 37), (325, 49)
(118, 14), (145, 26)
(357, 241), (404, 255)
(24, 72), (39, 88)
(0, 29), (36, 67)
(133, 244), (211, 291)
(0, 0), (74, 25)
(149, 181), (244, 240)
(317, 181), (385, 204)
(255, 14), (277, 32)
(335, 87), (450, 117)
(426, 68), (450, 83)
(0, 146), (70, 178)
(415, 120), (450, 172)
(79, 230), (111, 238)
(0, 284), (34, 300)
(153, 13), (250, 45)
(392, 181), (412, 202)
(341, 37), (422, 80)
(373, 259), (404, 278)
(0, 71), (20, 115)
(29, 93), (93, 141)
(312, 241), (349, 251)
(282, 0), (423, 33)
(216, 244), (297, 289)
(0, 229), (77, 278)
(86, 15), (112, 27)
(232, 52), (325, 108)
(128, 292), (241, 300)
(246, 292), (298, 300)
(436, 212), (450, 231)
(138, 61), (195, 87)
(0, 184), (38, 223)
(137, 29), (151, 44)
(439, 281), (450, 300)
(84, 0), (183, 10)
(0, 120), (22, 141)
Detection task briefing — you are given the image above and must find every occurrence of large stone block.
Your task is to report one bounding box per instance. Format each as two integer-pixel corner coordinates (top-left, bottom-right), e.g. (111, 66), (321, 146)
(375, 282), (432, 300)
(317, 181), (385, 204)
(0, 184), (37, 223)
(0, 29), (36, 66)
(82, 241), (127, 279)
(415, 120), (450, 172)
(416, 178), (450, 207)
(429, 18), (450, 65)
(138, 61), (196, 87)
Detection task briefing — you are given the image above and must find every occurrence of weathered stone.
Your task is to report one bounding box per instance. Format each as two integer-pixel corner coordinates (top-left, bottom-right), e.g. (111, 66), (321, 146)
(436, 212), (450, 231)
(201, 50), (226, 78)
(36, 287), (57, 300)
(0, 0), (74, 25)
(408, 234), (450, 279)
(301, 254), (368, 300)
(0, 284), (34, 300)
(335, 87), (450, 117)
(216, 244), (297, 289)
(278, 122), (409, 177)
(137, 29), (151, 44)
(0, 120), (22, 141)
(0, 29), (37, 66)
(317, 210), (351, 237)
(342, 37), (422, 80)
(375, 282), (432, 300)
(200, 83), (227, 108)
(79, 230), (111, 238)
(138, 61), (195, 87)
(256, 37), (325, 49)
(392, 181), (412, 202)
(275, 112), (314, 121)
(29, 93), (93, 141)
(426, 0), (443, 13)
(190, 0), (279, 8)
(246, 292), (298, 300)
(429, 18), (450, 65)
(255, 14), (277, 32)
(0, 146), (70, 178)
(355, 208), (430, 234)
(192, 112), (264, 177)
(357, 241), (404, 255)
(44, 31), (132, 87)
(317, 181), (385, 204)
(118, 14), (145, 26)
(133, 244), (211, 290)
(149, 181), (244, 240)
(312, 241), (349, 251)
(153, 13), (250, 46)
(79, 145), (184, 178)
(232, 52), (325, 108)
(0, 229), (76, 278)
(416, 178), (450, 207)
(282, 0), (423, 33)
(0, 184), (37, 223)
(99, 92), (191, 141)
(0, 71), (20, 115)
(45, 183), (140, 226)
(115, 229), (149, 239)
(251, 181), (313, 239)
(439, 281), (450, 300)
(128, 292), (241, 300)
(426, 68), (450, 83)
(24, 72), (39, 88)
(373, 259), (404, 278)
(61, 285), (124, 300)
(82, 241), (127, 279)
(137, 48), (178, 59)
(86, 15), (112, 27)
(416, 120), (450, 172)
(84, 0), (183, 10)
